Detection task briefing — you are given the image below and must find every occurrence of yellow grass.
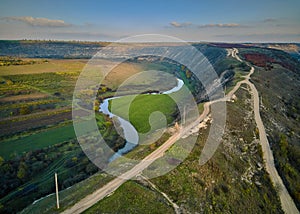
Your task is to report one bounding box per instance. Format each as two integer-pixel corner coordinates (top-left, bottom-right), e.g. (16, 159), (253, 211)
(102, 63), (143, 88)
(0, 59), (88, 76)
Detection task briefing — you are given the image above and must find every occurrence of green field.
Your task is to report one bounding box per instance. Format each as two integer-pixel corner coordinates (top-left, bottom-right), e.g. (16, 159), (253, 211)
(109, 94), (178, 133)
(0, 124), (75, 159)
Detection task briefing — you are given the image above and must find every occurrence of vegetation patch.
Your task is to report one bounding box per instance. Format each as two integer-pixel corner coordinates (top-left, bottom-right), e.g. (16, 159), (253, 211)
(0, 124), (76, 159)
(147, 86), (282, 213)
(84, 181), (174, 214)
(251, 62), (300, 209)
(109, 94), (178, 133)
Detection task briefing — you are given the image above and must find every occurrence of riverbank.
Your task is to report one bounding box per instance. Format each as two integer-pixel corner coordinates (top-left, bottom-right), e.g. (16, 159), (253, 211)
(99, 79), (184, 161)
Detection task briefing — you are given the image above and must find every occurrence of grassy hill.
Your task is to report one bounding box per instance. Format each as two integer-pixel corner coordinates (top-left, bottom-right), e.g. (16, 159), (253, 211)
(248, 53), (300, 209)
(1, 41), (295, 213)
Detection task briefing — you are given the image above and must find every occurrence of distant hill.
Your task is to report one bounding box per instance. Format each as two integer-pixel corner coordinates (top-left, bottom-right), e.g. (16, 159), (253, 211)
(0, 40), (109, 59)
(254, 43), (300, 62)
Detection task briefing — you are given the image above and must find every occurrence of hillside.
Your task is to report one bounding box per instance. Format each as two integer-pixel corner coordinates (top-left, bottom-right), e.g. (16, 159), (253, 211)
(239, 47), (300, 209)
(0, 40), (108, 59)
(0, 41), (299, 213)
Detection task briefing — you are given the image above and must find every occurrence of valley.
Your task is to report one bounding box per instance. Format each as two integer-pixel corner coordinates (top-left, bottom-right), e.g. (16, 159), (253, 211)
(0, 41), (299, 213)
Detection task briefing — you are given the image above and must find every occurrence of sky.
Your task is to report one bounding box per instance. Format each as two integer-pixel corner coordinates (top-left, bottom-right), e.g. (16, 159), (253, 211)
(0, 0), (299, 42)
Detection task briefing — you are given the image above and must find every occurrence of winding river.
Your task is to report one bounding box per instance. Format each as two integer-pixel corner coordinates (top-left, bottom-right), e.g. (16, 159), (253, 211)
(99, 78), (184, 161)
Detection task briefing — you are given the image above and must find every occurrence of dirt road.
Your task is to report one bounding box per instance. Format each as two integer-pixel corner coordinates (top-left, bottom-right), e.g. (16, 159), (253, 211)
(63, 48), (299, 214)
(63, 102), (210, 214)
(230, 48), (299, 214)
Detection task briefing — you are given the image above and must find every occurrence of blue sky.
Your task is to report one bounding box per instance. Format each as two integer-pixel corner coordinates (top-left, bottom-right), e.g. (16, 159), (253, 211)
(0, 0), (299, 42)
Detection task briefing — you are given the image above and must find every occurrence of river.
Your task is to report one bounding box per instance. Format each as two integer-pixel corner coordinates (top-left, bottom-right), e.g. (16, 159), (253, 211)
(99, 78), (184, 161)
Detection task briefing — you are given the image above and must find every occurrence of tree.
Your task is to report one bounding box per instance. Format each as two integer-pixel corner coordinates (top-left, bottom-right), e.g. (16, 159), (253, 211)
(17, 162), (28, 180)
(185, 70), (192, 79)
(94, 100), (100, 112)
(279, 134), (288, 158)
(6, 79), (13, 85)
(72, 157), (78, 163)
(0, 156), (4, 166)
(19, 106), (30, 115)
(101, 86), (107, 93)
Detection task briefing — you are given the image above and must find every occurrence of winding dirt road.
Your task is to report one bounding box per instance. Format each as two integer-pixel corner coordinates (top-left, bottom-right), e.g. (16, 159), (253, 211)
(62, 48), (298, 214)
(62, 102), (210, 214)
(230, 48), (299, 214)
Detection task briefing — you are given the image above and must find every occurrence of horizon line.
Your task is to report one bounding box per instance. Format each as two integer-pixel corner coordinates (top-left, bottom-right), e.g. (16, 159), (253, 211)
(0, 39), (299, 44)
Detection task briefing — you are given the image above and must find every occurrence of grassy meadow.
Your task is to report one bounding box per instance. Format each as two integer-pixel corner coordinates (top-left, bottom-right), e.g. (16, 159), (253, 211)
(109, 94), (178, 133)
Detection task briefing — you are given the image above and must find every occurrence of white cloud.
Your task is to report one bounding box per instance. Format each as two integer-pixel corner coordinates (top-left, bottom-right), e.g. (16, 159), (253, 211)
(170, 21), (191, 28)
(169, 21), (241, 29)
(199, 23), (240, 28)
(3, 16), (71, 27)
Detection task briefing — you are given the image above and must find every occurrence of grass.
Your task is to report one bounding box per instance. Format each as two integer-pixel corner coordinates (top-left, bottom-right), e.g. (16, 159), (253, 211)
(197, 102), (204, 113)
(0, 124), (75, 159)
(223, 58), (250, 94)
(21, 174), (174, 214)
(109, 93), (178, 133)
(84, 181), (174, 214)
(3, 72), (79, 99)
(0, 59), (87, 76)
(125, 133), (171, 160)
(102, 62), (144, 90)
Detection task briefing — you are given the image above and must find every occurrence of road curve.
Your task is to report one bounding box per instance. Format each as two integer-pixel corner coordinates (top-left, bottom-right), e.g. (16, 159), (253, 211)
(63, 48), (299, 214)
(62, 103), (211, 214)
(230, 48), (299, 214)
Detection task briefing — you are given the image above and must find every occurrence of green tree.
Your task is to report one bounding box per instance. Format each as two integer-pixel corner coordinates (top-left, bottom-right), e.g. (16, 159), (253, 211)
(72, 157), (78, 163)
(94, 100), (100, 112)
(185, 70), (192, 79)
(17, 162), (28, 179)
(19, 106), (30, 115)
(279, 133), (288, 158)
(0, 156), (4, 166)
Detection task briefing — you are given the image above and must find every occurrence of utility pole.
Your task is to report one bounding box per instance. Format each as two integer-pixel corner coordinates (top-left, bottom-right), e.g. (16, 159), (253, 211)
(55, 173), (60, 209)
